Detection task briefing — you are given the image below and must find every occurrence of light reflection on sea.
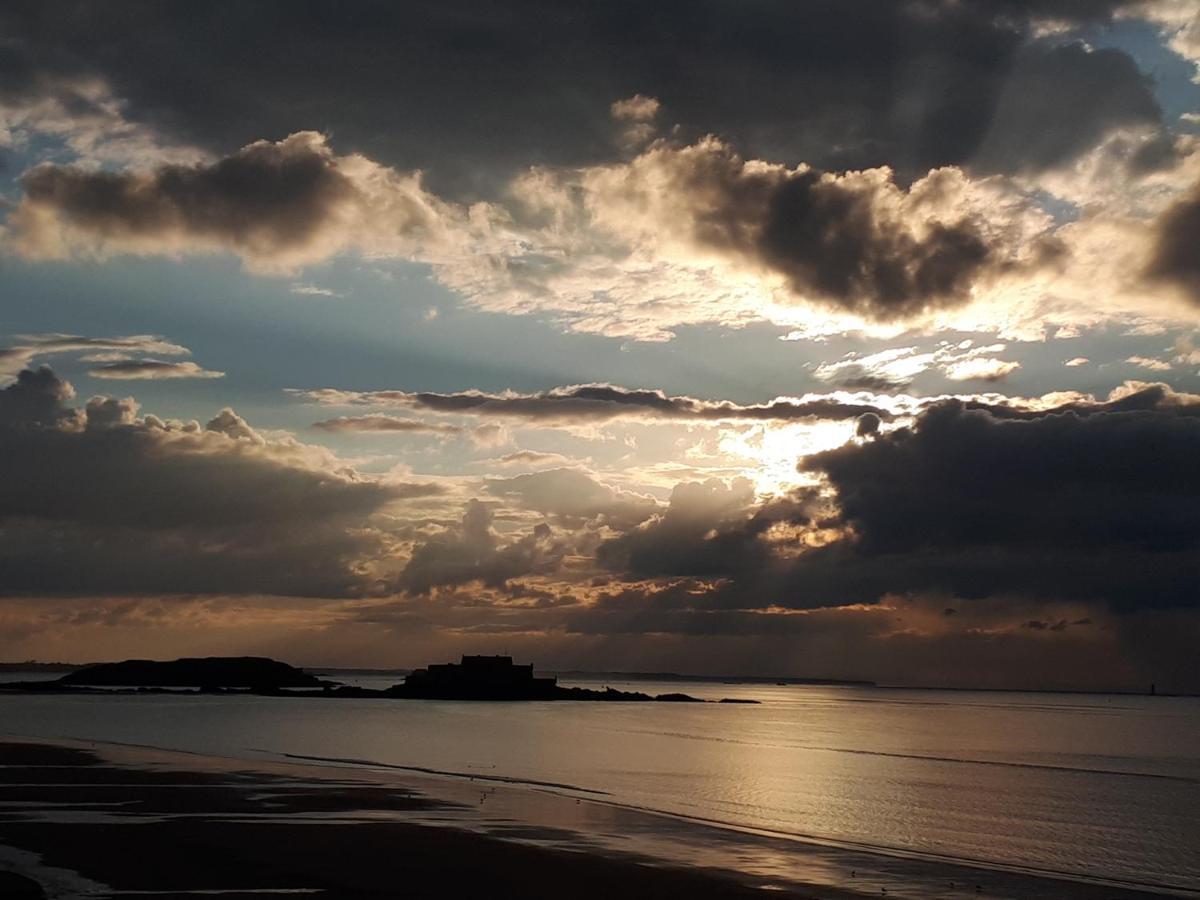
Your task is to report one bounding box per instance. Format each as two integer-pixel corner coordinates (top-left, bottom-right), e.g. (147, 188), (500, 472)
(2, 678), (1198, 893)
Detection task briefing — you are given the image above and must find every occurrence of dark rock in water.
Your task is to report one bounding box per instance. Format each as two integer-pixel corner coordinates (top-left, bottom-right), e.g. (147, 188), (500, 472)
(554, 685), (654, 702)
(59, 656), (328, 689)
(718, 698), (761, 704)
(654, 692), (704, 702)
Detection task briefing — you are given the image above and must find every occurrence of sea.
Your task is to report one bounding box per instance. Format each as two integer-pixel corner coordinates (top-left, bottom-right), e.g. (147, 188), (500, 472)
(2, 672), (1198, 895)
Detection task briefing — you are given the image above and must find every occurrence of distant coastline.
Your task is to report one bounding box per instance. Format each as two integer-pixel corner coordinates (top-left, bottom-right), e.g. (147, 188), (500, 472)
(0, 656), (760, 704)
(2, 659), (1194, 697)
(0, 662), (81, 673)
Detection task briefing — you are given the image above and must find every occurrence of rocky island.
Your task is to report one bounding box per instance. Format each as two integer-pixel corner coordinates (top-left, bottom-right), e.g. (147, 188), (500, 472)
(59, 656), (331, 689)
(386, 655), (726, 702)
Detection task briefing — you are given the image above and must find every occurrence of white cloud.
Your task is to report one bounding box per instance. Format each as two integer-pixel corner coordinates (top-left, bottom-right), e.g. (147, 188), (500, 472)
(290, 282), (344, 298)
(0, 333), (191, 379)
(814, 341), (1020, 386)
(943, 357), (1021, 382)
(87, 359), (226, 380)
(610, 94), (662, 149)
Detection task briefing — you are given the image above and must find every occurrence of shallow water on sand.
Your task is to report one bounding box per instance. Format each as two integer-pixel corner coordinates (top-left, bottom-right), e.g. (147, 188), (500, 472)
(3, 681), (1198, 893)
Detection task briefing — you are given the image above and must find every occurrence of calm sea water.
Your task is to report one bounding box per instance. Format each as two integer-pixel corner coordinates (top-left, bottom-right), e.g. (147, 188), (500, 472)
(3, 679), (1198, 893)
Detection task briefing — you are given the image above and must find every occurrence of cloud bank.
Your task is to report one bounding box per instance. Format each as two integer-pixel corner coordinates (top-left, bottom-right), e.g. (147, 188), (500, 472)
(3, 126), (1195, 343)
(0, 366), (434, 596)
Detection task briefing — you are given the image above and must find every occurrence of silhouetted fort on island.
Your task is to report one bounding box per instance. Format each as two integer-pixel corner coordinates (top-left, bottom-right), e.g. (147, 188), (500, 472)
(396, 655), (558, 700)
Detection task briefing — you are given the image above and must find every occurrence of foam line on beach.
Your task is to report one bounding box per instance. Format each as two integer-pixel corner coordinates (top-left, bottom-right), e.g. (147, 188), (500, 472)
(272, 751), (612, 795)
(814, 746), (1200, 783)
(608, 725), (1197, 783)
(566, 795), (1200, 898)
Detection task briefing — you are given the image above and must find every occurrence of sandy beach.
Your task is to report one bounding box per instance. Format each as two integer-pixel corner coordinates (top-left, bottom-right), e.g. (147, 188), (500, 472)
(0, 739), (832, 899)
(0, 737), (1186, 899)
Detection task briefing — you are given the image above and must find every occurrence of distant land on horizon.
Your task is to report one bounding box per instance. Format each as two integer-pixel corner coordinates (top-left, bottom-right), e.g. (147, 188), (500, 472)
(0, 659), (876, 685)
(317, 666), (877, 687)
(0, 661), (83, 672)
(3, 659), (1192, 696)
(2, 656), (760, 704)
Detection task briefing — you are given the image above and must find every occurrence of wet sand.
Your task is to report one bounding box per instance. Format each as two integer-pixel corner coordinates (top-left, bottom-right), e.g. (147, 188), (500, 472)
(0, 739), (1182, 899)
(0, 740), (846, 899)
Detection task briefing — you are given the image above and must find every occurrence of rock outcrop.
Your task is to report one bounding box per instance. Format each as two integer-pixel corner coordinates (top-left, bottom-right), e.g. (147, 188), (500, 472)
(58, 656), (328, 689)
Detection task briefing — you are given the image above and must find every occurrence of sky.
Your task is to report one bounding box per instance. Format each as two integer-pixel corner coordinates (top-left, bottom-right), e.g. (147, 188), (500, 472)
(2, 0), (1199, 690)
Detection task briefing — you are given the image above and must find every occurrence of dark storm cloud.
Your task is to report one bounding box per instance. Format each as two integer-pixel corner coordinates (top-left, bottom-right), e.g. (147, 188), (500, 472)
(679, 156), (1003, 318)
(969, 42), (1162, 175)
(0, 0), (1166, 194)
(794, 386), (1200, 610)
(14, 132), (360, 263)
(1144, 179), (1200, 302)
(807, 388), (1200, 557)
(0, 40), (43, 101)
(0, 366), (420, 597)
(298, 383), (892, 425)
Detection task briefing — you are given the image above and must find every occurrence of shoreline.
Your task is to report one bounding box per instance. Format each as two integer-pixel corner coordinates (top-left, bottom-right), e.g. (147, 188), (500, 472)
(1, 736), (1191, 898)
(0, 737), (835, 900)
